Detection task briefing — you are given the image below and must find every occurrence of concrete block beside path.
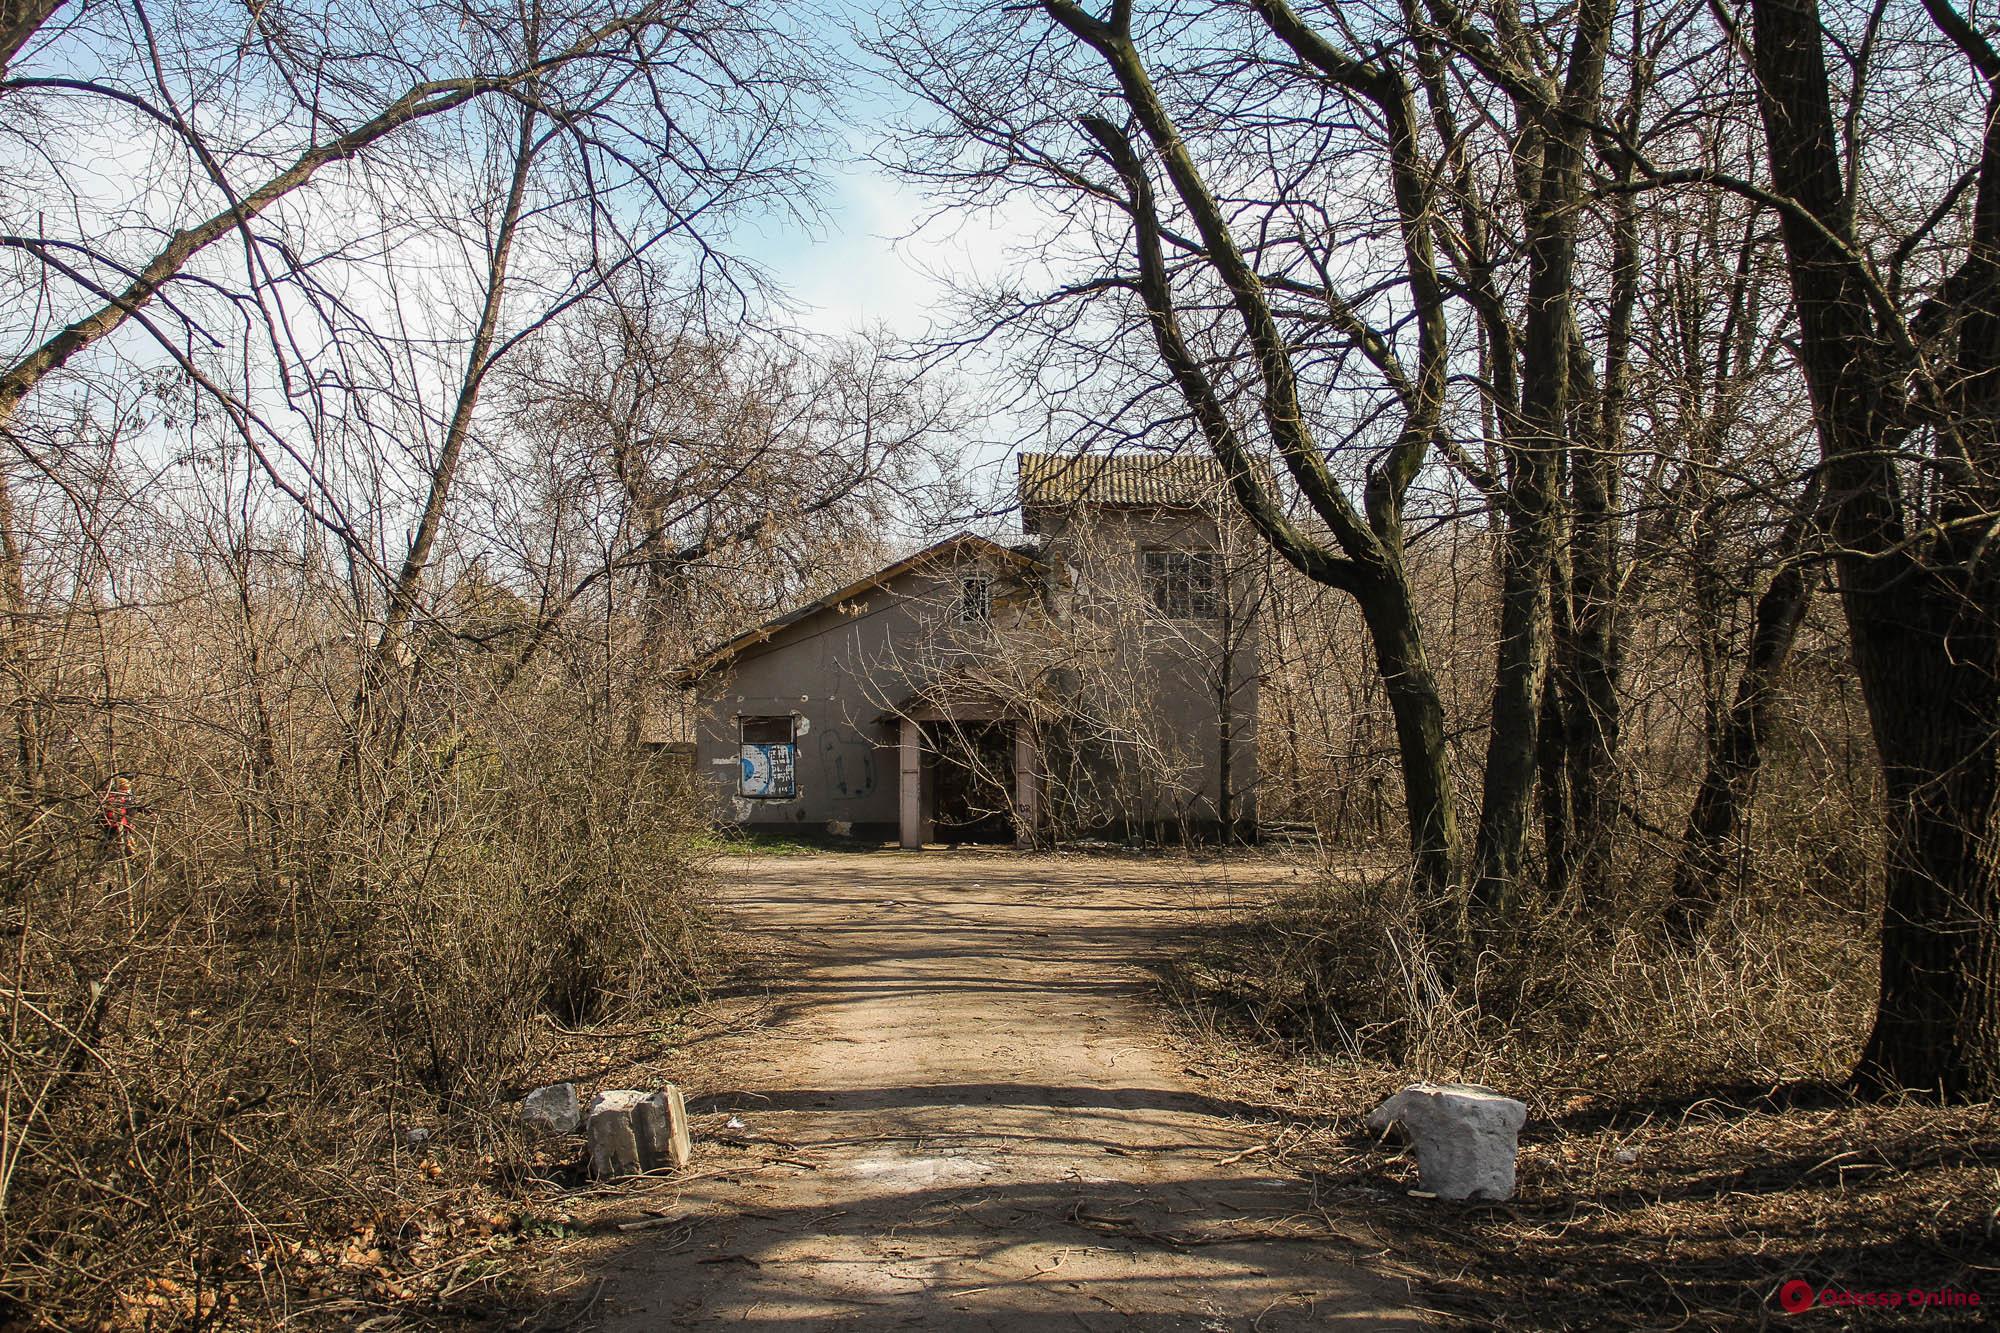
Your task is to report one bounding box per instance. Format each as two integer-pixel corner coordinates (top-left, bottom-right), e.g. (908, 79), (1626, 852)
(1366, 1081), (1527, 1201)
(588, 1086), (694, 1179)
(520, 1082), (580, 1135)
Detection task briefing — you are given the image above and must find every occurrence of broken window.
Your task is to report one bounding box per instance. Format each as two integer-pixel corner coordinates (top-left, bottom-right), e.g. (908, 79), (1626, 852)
(1141, 550), (1219, 619)
(958, 575), (993, 626)
(739, 715), (796, 798)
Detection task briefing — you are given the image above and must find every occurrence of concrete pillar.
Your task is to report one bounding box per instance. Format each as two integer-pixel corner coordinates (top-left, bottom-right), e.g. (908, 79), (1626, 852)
(1014, 724), (1041, 848)
(899, 718), (923, 849)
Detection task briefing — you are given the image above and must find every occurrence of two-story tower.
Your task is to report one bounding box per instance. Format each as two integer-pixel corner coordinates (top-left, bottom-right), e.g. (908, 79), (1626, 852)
(1017, 453), (1259, 840)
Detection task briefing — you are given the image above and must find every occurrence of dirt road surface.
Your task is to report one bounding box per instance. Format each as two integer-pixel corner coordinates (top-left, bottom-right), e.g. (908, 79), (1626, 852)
(589, 851), (1429, 1330)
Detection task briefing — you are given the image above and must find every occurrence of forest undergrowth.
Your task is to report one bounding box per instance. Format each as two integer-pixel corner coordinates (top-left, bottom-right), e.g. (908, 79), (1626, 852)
(0, 650), (734, 1330)
(1158, 794), (1998, 1328)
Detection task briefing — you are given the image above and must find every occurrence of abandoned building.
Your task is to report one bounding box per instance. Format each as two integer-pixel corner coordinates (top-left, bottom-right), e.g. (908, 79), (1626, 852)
(675, 452), (1260, 846)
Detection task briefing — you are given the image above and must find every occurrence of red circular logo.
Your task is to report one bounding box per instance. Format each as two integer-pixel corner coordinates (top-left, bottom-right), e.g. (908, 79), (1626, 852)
(1779, 1279), (1816, 1313)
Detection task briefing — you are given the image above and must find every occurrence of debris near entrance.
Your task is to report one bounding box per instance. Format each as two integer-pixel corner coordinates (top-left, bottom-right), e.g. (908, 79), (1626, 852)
(1366, 1082), (1527, 1201)
(588, 1086), (695, 1179)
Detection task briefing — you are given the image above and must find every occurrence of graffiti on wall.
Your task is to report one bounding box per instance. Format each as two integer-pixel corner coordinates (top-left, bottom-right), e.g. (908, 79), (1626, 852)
(740, 742), (796, 798)
(821, 729), (877, 800)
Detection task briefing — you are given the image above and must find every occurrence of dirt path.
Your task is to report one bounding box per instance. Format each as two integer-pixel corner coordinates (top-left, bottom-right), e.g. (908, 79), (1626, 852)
(588, 851), (1428, 1330)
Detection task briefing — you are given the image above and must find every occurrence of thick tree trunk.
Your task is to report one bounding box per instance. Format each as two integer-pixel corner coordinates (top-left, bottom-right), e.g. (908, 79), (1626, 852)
(358, 104), (538, 762)
(1566, 192), (1632, 906)
(1749, 0), (2000, 1097)
(1359, 576), (1459, 929)
(1856, 598), (2000, 1097)
(1468, 0), (1613, 919)
(0, 0), (69, 789)
(1539, 510), (1577, 903)
(0, 0), (62, 78)
(1473, 506), (1555, 916)
(1537, 660), (1573, 903)
(1564, 458), (1621, 907)
(1064, 38), (1463, 922)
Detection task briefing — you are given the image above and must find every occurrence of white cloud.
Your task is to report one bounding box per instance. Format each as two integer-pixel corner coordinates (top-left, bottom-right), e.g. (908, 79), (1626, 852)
(745, 160), (1040, 341)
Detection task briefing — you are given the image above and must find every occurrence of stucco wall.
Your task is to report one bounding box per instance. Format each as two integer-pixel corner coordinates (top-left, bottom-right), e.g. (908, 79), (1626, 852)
(687, 509), (1260, 840)
(1031, 506), (1261, 834)
(689, 560), (1016, 832)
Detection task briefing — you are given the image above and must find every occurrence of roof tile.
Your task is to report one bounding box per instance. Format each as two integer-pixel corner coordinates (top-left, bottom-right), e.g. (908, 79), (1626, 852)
(1016, 452), (1233, 509)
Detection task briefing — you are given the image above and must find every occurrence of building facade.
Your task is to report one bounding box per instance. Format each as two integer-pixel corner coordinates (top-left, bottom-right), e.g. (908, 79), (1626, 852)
(677, 454), (1259, 845)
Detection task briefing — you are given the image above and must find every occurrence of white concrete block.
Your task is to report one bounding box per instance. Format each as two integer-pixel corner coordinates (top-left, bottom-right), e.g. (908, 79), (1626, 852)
(1366, 1082), (1527, 1201)
(587, 1086), (693, 1179)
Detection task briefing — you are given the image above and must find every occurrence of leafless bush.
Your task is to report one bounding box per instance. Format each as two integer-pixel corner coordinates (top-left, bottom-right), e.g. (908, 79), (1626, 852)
(1167, 667), (1883, 1097)
(0, 559), (716, 1328)
(1167, 863), (1875, 1099)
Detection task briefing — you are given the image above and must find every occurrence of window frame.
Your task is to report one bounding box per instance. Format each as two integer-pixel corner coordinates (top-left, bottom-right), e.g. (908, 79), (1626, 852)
(958, 574), (994, 627)
(737, 714), (798, 799)
(1141, 549), (1220, 620)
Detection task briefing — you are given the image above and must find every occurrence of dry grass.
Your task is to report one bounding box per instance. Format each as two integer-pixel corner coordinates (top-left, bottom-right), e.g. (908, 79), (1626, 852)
(0, 903), (745, 1332)
(1155, 860), (1998, 1328)
(0, 585), (730, 1329)
(0, 800), (724, 1330)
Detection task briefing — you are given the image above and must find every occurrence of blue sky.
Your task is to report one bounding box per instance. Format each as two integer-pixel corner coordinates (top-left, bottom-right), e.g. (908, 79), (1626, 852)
(734, 159), (959, 338)
(725, 4), (1031, 343)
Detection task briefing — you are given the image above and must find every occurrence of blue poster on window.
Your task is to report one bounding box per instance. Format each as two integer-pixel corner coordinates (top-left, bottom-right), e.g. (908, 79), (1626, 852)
(740, 742), (796, 798)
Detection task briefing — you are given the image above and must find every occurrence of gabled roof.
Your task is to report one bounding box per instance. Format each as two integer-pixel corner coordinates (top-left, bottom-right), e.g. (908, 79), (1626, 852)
(674, 532), (1039, 684)
(1017, 451), (1235, 510)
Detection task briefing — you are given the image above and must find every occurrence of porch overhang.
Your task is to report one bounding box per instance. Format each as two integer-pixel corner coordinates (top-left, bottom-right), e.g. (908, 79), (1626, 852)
(876, 686), (1019, 726)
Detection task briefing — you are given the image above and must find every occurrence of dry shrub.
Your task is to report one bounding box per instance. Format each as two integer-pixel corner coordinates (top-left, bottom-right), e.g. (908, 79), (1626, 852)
(1160, 855), (1990, 1330)
(1158, 869), (1472, 1066)
(0, 587), (719, 1329)
(1160, 845), (1878, 1099)
(1181, 618), (1888, 1097)
(1151, 818), (1998, 1330)
(331, 711), (716, 1095)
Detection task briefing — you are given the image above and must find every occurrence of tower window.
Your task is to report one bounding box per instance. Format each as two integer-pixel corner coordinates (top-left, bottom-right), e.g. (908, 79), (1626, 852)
(1142, 550), (1219, 619)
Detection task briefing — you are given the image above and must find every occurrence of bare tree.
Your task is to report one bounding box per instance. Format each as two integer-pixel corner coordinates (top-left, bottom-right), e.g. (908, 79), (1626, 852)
(877, 0), (1473, 914)
(498, 293), (950, 743)
(2, 0), (785, 785)
(1738, 0), (2000, 1097)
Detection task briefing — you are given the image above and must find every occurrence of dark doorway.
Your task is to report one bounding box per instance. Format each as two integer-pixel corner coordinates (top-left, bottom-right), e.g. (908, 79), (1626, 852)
(926, 721), (1015, 844)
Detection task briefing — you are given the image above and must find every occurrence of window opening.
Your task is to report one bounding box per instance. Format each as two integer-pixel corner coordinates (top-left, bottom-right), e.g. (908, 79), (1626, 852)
(1141, 550), (1219, 619)
(739, 715), (797, 798)
(959, 575), (993, 626)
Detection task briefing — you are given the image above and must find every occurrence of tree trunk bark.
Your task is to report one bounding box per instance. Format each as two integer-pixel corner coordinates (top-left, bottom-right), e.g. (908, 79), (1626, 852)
(1468, 0), (1614, 920)
(1065, 68), (1462, 924)
(0, 0), (62, 78)
(1565, 44), (1642, 913)
(1749, 0), (2000, 1097)
(1856, 610), (2000, 1097)
(1537, 656), (1573, 903)
(1472, 505), (1554, 916)
(1564, 455), (1621, 908)
(1359, 576), (1458, 933)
